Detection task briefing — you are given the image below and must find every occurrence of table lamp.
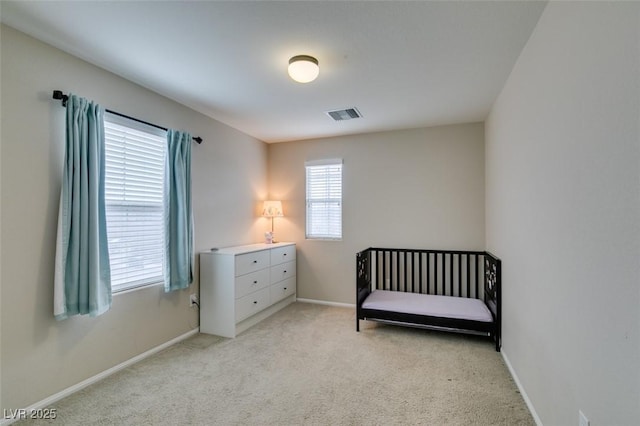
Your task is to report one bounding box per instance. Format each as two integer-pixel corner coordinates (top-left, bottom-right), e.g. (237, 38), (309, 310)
(262, 200), (283, 243)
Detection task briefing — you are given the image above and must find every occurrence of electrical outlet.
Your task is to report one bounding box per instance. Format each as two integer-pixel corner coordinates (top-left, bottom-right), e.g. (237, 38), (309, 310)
(579, 410), (589, 426)
(189, 293), (198, 307)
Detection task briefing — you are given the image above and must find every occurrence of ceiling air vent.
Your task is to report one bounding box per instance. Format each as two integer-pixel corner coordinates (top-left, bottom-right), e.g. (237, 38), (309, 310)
(326, 107), (362, 122)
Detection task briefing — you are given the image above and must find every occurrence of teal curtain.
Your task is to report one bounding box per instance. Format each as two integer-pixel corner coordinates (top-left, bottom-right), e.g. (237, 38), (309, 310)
(164, 130), (193, 292)
(54, 94), (111, 320)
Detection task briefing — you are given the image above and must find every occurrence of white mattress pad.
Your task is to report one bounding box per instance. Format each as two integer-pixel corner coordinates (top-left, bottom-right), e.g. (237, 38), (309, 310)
(362, 290), (493, 323)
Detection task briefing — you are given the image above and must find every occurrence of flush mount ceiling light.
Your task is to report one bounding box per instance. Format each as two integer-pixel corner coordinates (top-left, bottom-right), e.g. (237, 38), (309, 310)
(288, 55), (319, 83)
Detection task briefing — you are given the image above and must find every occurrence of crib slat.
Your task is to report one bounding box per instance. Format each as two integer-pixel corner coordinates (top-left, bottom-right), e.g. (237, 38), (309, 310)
(410, 252), (415, 293)
(450, 253), (453, 296)
(467, 254), (471, 298)
(380, 250), (383, 290)
(373, 250), (377, 289)
(376, 250), (380, 290)
(441, 253), (445, 296)
(441, 253), (444, 295)
(444, 253), (447, 296)
(457, 254), (462, 297)
(382, 251), (386, 290)
(388, 250), (391, 290)
(379, 250), (383, 290)
(404, 251), (408, 293)
(433, 254), (437, 295)
(410, 252), (414, 293)
(413, 252), (417, 293)
(376, 251), (384, 289)
(443, 253), (447, 296)
(395, 252), (399, 291)
(430, 253), (432, 294)
(373, 250), (376, 289)
(442, 253), (445, 296)
(425, 253), (429, 294)
(418, 252), (423, 293)
(476, 254), (481, 298)
(386, 251), (390, 290)
(445, 253), (448, 296)
(449, 253), (454, 296)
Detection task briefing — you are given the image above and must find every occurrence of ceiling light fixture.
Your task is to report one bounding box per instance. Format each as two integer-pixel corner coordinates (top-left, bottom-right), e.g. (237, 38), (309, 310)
(288, 55), (319, 83)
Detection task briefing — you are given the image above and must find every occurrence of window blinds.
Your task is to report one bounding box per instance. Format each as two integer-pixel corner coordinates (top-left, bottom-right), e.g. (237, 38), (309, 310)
(104, 116), (166, 292)
(305, 160), (343, 239)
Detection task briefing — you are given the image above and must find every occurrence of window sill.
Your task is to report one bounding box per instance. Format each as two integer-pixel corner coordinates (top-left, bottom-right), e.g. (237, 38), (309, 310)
(112, 280), (163, 296)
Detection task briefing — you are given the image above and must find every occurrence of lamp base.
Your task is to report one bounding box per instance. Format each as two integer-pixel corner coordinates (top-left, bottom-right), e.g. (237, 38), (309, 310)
(264, 231), (274, 244)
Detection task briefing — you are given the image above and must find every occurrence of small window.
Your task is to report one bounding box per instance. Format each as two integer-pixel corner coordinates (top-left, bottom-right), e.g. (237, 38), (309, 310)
(305, 159), (343, 240)
(104, 114), (167, 292)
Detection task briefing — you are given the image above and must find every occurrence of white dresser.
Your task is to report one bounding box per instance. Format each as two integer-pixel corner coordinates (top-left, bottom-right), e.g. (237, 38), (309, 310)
(200, 242), (296, 338)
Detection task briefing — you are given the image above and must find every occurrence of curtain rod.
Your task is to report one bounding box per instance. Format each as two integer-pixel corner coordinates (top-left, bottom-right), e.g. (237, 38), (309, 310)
(52, 90), (203, 144)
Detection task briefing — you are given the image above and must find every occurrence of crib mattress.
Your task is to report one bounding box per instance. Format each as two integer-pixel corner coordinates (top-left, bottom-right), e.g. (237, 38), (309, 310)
(362, 290), (493, 323)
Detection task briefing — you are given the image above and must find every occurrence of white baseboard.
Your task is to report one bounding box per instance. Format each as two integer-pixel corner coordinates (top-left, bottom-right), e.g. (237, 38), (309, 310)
(1, 328), (199, 426)
(297, 298), (355, 309)
(501, 349), (543, 426)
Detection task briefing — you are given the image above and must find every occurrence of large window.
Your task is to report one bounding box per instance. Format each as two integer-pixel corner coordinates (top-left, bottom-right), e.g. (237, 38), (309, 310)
(104, 114), (167, 292)
(305, 159), (343, 240)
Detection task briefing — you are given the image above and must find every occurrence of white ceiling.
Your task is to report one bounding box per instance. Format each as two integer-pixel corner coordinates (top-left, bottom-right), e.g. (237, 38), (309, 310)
(1, 1), (546, 143)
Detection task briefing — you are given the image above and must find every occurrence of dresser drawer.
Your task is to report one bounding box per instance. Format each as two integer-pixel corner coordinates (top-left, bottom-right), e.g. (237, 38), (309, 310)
(270, 260), (296, 284)
(235, 268), (270, 299)
(235, 287), (270, 323)
(271, 245), (296, 266)
(235, 250), (270, 276)
(270, 277), (296, 304)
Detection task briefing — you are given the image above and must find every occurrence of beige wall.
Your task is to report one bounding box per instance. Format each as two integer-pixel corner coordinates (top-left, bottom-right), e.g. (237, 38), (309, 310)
(268, 123), (485, 304)
(0, 21), (3, 412)
(486, 2), (640, 424)
(0, 25), (267, 410)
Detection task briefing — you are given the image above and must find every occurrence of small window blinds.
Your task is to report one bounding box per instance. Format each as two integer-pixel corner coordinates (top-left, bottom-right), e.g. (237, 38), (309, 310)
(104, 114), (166, 292)
(305, 159), (343, 240)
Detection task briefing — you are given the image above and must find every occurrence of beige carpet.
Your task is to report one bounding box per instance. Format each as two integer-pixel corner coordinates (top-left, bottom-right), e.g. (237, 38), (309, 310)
(19, 303), (533, 425)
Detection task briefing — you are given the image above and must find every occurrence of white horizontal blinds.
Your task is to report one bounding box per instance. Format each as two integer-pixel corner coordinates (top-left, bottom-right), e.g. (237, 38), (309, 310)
(104, 115), (167, 292)
(306, 160), (343, 239)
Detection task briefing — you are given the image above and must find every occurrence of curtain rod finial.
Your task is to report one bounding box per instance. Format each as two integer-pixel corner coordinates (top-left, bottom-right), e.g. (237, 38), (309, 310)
(52, 90), (69, 106)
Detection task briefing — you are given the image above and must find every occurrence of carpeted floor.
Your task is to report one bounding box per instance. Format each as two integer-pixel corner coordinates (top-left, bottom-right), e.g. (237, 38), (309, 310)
(18, 302), (533, 425)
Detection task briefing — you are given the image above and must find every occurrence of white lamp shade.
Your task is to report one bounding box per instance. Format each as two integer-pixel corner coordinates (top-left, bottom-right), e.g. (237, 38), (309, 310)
(262, 200), (284, 217)
(288, 55), (319, 83)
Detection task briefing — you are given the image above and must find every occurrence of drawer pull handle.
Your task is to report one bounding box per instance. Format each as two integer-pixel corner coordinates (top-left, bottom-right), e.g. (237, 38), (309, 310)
(284, 287), (287, 290)
(253, 260), (257, 264)
(283, 270), (287, 273)
(253, 301), (257, 304)
(283, 253), (287, 256)
(253, 281), (257, 284)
